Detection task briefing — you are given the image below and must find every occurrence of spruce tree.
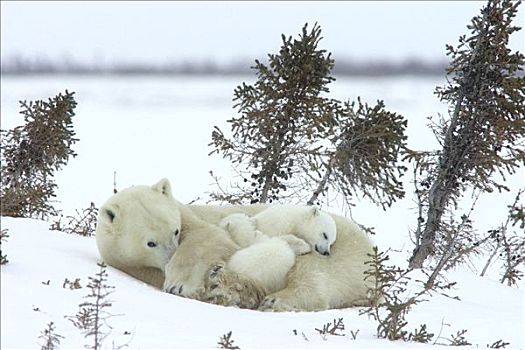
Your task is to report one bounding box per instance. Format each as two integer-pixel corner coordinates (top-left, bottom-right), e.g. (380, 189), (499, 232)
(210, 23), (408, 208)
(1, 91), (78, 219)
(210, 23), (340, 204)
(408, 0), (525, 268)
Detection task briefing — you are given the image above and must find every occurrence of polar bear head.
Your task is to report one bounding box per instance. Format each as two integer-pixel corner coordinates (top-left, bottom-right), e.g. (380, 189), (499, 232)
(95, 178), (181, 272)
(296, 207), (337, 256)
(219, 213), (261, 248)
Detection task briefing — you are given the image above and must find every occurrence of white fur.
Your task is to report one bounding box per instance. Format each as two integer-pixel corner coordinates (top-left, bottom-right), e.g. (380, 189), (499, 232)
(219, 213), (264, 248)
(95, 181), (181, 273)
(252, 204), (337, 256)
(220, 213), (311, 293)
(96, 178), (376, 311)
(227, 237), (296, 294)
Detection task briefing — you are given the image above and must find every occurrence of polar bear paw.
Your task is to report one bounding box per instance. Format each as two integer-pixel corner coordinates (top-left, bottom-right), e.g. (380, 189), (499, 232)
(205, 263), (238, 307)
(164, 282), (205, 300)
(204, 263), (266, 309)
(205, 263), (245, 307)
(163, 270), (206, 300)
(258, 296), (298, 312)
(207, 262), (227, 295)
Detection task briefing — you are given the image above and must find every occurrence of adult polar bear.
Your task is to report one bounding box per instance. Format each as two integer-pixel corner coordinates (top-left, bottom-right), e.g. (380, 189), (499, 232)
(96, 178), (375, 311)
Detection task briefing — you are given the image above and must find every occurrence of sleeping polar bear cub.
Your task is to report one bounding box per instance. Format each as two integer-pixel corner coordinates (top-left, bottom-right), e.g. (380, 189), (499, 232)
(226, 204), (338, 255)
(219, 213), (311, 293)
(219, 205), (337, 294)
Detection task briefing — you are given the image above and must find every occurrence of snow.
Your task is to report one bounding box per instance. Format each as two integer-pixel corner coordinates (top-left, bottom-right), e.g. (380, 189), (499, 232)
(1, 75), (524, 348)
(1, 217), (523, 349)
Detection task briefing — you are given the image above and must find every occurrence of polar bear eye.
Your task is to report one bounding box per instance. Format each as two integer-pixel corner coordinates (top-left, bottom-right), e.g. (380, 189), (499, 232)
(174, 229), (179, 236)
(147, 241), (157, 248)
(323, 233), (328, 240)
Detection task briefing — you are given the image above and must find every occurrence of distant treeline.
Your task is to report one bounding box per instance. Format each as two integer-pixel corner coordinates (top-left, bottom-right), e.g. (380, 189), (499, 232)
(1, 57), (450, 77)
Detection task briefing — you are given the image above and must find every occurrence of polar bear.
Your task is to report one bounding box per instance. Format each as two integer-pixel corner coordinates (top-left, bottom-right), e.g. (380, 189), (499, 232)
(219, 213), (311, 294)
(96, 178), (376, 311)
(219, 213), (264, 248)
(235, 204), (338, 256)
(219, 212), (315, 254)
(95, 181), (182, 275)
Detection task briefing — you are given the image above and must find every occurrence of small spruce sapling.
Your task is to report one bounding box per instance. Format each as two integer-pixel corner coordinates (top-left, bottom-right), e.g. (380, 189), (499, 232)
(39, 322), (64, 350)
(315, 318), (345, 340)
(67, 262), (114, 350)
(408, 324), (434, 344)
(447, 329), (472, 346)
(51, 202), (99, 236)
(487, 339), (511, 349)
(217, 331), (240, 350)
(360, 247), (426, 341)
(361, 247), (457, 343)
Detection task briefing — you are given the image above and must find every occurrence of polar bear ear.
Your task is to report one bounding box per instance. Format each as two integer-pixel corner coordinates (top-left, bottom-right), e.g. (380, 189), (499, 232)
(101, 204), (119, 224)
(309, 206), (320, 217)
(152, 178), (173, 198)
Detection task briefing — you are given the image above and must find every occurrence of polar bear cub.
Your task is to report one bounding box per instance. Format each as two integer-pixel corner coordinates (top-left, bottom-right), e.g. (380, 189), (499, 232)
(220, 213), (311, 253)
(219, 213), (311, 294)
(251, 204), (338, 256)
(219, 205), (337, 294)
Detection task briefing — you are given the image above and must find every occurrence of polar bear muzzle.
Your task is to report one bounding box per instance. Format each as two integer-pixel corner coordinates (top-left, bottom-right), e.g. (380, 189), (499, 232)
(315, 244), (331, 256)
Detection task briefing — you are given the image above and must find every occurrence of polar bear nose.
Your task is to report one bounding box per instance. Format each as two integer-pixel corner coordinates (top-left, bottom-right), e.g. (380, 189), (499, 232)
(315, 244), (330, 256)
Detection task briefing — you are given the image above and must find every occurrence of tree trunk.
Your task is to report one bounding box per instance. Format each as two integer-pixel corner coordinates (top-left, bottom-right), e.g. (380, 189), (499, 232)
(259, 131), (286, 203)
(480, 243), (500, 277)
(307, 156), (335, 205)
(408, 5), (491, 269)
(408, 169), (450, 268)
(258, 174), (271, 204)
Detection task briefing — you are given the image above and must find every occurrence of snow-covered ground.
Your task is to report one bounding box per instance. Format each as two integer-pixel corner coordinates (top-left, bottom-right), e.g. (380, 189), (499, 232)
(1, 217), (523, 349)
(1, 75), (524, 348)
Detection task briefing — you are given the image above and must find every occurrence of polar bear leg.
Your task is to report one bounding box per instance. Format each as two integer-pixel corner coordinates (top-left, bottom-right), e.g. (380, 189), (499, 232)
(258, 262), (330, 312)
(226, 239), (296, 294)
(219, 213), (258, 248)
(279, 235), (311, 255)
(259, 288), (329, 312)
(204, 263), (266, 309)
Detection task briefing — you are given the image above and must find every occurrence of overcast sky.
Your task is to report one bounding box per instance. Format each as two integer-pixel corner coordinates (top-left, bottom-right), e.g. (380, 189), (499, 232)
(1, 1), (524, 65)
